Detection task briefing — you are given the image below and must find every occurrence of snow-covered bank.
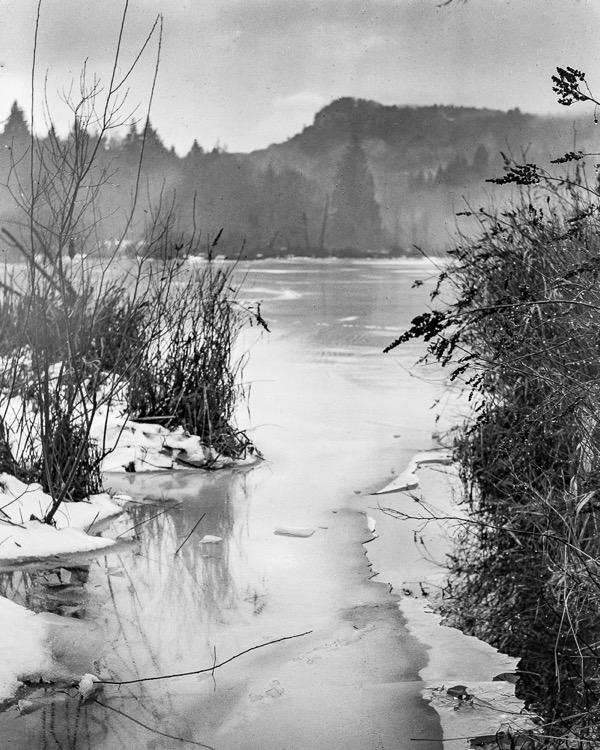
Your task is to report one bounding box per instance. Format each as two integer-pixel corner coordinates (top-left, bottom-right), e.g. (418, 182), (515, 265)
(0, 474), (129, 701)
(0, 474), (124, 564)
(369, 453), (536, 749)
(0, 596), (57, 704)
(91, 409), (259, 472)
(402, 598), (536, 750)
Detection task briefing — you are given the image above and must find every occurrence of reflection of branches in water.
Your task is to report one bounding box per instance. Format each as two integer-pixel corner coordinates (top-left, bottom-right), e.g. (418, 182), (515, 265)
(56, 471), (247, 746)
(28, 692), (204, 750)
(19, 698), (96, 750)
(95, 698), (217, 749)
(120, 472), (241, 637)
(0, 470), (257, 749)
(20, 620), (312, 749)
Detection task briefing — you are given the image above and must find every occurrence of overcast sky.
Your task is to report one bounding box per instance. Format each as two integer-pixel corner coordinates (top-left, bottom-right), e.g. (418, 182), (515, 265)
(0, 0), (598, 154)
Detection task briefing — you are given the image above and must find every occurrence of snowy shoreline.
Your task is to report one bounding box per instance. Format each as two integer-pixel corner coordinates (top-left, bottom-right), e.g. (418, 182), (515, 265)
(367, 452), (536, 749)
(0, 445), (536, 750)
(0, 476), (125, 705)
(0, 410), (260, 707)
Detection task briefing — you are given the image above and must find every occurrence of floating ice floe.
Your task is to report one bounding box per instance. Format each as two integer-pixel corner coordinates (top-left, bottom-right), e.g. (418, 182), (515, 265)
(372, 448), (453, 495)
(198, 535), (223, 544)
(274, 526), (315, 538)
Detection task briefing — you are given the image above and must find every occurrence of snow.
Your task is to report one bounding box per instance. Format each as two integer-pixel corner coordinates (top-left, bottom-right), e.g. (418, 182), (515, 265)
(77, 673), (102, 701)
(369, 451), (536, 749)
(0, 522), (116, 563)
(90, 411), (258, 472)
(372, 448), (453, 495)
(0, 596), (57, 703)
(0, 474), (125, 563)
(0, 388), (258, 477)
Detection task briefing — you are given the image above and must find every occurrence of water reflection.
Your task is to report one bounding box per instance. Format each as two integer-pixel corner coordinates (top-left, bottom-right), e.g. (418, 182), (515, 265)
(0, 467), (254, 749)
(0, 260), (446, 750)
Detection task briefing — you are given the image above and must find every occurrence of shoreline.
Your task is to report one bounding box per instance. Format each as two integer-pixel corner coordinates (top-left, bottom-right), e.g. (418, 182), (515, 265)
(364, 454), (536, 749)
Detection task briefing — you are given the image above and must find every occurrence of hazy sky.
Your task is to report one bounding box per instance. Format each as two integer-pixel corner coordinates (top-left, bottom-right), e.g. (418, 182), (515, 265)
(0, 0), (598, 154)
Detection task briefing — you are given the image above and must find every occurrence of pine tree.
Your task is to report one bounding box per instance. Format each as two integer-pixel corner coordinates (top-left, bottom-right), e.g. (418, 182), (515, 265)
(121, 121), (141, 162)
(2, 101), (29, 143)
(186, 139), (204, 162)
(1, 101), (30, 161)
(327, 137), (383, 251)
(141, 118), (168, 163)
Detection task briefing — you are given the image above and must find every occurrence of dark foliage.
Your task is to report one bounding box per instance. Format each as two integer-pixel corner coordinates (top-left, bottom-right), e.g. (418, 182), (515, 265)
(391, 178), (600, 744)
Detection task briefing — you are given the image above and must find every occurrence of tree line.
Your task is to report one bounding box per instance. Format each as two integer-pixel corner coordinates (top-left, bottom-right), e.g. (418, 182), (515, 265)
(0, 101), (387, 259)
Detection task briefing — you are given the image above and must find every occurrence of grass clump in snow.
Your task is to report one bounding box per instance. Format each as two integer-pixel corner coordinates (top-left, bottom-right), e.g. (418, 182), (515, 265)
(129, 254), (255, 462)
(0, 8), (260, 523)
(0, 243), (151, 513)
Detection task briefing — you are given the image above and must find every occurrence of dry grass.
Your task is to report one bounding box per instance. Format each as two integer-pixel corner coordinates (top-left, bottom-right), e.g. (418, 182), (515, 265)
(393, 175), (600, 745)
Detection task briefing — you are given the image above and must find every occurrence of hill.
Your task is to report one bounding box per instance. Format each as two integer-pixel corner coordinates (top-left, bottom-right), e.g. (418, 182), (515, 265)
(244, 97), (598, 254)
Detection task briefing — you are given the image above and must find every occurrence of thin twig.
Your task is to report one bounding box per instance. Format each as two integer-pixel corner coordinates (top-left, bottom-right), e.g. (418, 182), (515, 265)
(97, 630), (313, 686)
(174, 512), (205, 555)
(116, 503), (181, 539)
(84, 510), (100, 534)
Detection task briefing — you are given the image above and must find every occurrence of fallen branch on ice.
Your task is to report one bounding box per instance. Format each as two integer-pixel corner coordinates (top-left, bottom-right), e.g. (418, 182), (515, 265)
(95, 630), (313, 686)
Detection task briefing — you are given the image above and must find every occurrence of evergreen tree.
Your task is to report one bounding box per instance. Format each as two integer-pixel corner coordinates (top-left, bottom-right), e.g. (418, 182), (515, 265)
(2, 101), (29, 144)
(443, 153), (470, 186)
(187, 139), (204, 160)
(121, 121), (141, 163)
(141, 118), (168, 163)
(328, 137), (383, 250)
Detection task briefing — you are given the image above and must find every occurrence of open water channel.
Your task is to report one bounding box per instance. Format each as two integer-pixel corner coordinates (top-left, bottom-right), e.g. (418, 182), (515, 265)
(0, 258), (454, 749)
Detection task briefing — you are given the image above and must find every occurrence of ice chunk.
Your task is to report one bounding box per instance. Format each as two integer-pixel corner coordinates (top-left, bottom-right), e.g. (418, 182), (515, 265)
(373, 449), (454, 495)
(274, 527), (315, 538)
(373, 469), (419, 495)
(199, 535), (223, 544)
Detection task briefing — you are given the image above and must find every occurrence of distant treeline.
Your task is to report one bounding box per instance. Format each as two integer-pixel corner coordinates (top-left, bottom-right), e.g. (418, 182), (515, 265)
(0, 101), (389, 259)
(1, 98), (589, 258)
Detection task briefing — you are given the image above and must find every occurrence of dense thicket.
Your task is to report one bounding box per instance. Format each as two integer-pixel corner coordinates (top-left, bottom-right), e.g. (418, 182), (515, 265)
(392, 168), (600, 744)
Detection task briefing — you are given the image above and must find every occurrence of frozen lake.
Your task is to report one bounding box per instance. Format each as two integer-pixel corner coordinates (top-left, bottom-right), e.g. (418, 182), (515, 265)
(0, 258), (451, 749)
